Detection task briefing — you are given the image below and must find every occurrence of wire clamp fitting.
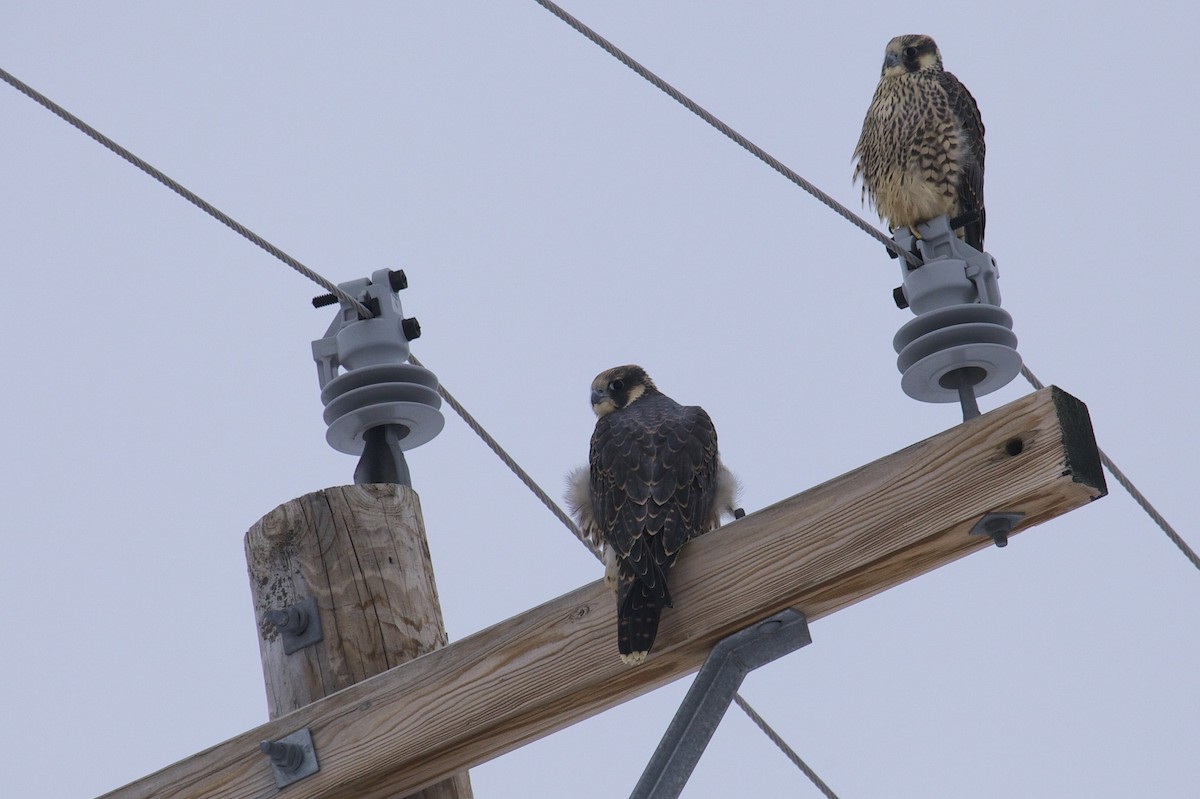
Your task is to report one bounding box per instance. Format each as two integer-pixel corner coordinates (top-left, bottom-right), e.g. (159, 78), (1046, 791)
(311, 268), (443, 485)
(890, 216), (1022, 422)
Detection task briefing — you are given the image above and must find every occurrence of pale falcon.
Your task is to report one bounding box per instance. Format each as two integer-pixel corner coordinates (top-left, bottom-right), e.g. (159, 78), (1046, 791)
(853, 34), (986, 251)
(566, 365), (739, 665)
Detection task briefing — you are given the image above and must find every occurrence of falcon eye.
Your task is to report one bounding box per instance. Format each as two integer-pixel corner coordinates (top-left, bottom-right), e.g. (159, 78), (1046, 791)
(610, 379), (625, 392)
(904, 46), (918, 58)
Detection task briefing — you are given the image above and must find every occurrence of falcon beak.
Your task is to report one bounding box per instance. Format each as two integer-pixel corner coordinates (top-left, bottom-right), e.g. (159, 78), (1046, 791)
(883, 51), (902, 69)
(590, 388), (606, 406)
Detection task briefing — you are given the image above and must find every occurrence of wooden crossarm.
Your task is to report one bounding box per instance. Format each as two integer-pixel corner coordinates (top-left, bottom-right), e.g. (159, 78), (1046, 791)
(100, 386), (1104, 799)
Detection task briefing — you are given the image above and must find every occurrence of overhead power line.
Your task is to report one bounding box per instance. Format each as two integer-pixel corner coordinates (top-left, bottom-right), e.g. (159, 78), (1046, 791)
(733, 694), (842, 799)
(1020, 366), (1200, 571)
(531, 0), (1195, 575)
(5, 24), (1195, 796)
(530, 0), (920, 268)
(408, 354), (597, 557)
(0, 53), (848, 797)
(0, 64), (599, 559)
(0, 66), (372, 320)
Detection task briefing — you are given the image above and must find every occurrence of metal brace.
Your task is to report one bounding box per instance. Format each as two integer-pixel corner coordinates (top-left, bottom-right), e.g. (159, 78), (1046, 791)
(970, 511), (1024, 548)
(264, 596), (323, 655)
(629, 608), (812, 799)
(260, 727), (320, 788)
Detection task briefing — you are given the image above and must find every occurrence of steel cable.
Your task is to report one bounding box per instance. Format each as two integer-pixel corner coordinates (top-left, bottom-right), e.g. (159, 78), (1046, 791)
(531, 0), (920, 268)
(533, 0), (1195, 572)
(0, 66), (372, 319)
(1020, 366), (1199, 571)
(408, 355), (599, 559)
(733, 693), (842, 799)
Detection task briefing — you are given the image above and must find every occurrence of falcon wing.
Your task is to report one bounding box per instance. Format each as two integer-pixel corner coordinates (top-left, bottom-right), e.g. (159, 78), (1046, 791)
(941, 69), (986, 249)
(589, 399), (720, 603)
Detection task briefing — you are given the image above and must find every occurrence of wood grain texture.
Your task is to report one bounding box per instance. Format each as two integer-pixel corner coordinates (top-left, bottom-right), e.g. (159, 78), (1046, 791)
(103, 387), (1103, 799)
(244, 484), (471, 799)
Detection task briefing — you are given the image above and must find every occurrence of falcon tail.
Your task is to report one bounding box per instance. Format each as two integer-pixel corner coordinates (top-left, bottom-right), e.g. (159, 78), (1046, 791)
(951, 207), (986, 252)
(617, 580), (666, 666)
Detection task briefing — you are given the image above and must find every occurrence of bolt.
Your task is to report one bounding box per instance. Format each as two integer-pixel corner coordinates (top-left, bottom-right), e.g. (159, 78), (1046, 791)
(311, 293), (338, 309)
(402, 317), (421, 341)
(892, 285), (909, 309)
(969, 511), (1022, 549)
(260, 740), (305, 772)
(388, 269), (408, 292)
(265, 605), (310, 636)
(984, 517), (1011, 548)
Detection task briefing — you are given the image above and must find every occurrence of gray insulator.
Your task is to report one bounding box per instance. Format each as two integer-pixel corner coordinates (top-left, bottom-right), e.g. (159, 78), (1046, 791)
(311, 268), (444, 461)
(891, 216), (1022, 405)
(354, 424), (413, 485)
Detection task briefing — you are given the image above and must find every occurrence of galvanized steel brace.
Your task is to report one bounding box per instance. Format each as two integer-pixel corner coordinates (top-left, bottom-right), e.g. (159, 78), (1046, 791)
(630, 608), (812, 799)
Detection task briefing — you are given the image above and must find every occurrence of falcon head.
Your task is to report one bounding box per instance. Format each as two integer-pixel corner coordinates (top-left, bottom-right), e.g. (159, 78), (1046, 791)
(590, 364), (656, 417)
(881, 34), (942, 77)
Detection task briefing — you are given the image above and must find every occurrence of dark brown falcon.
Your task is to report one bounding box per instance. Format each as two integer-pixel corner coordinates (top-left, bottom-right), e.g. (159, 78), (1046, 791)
(853, 34), (986, 250)
(566, 365), (738, 665)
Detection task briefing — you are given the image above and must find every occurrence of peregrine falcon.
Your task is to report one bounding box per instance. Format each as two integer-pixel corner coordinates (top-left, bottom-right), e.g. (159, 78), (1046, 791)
(853, 34), (986, 250)
(566, 365), (739, 665)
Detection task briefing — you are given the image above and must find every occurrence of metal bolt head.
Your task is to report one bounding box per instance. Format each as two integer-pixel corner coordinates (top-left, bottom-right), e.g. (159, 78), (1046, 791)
(265, 605), (309, 636)
(969, 511), (1023, 548)
(388, 269), (409, 292)
(264, 597), (323, 653)
(260, 740), (305, 772)
(259, 728), (320, 788)
(402, 317), (421, 341)
(983, 516), (1010, 547)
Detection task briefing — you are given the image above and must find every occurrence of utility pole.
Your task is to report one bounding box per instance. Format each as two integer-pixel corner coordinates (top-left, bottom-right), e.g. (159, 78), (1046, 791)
(245, 269), (469, 797)
(101, 231), (1102, 798)
(245, 484), (472, 798)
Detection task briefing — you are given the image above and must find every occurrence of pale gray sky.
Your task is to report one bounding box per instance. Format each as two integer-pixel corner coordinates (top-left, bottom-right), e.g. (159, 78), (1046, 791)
(2, 2), (1197, 797)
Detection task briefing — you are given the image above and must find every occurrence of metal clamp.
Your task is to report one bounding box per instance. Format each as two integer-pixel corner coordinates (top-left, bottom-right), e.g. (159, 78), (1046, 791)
(890, 215), (1022, 422)
(311, 268), (443, 485)
(630, 608), (812, 799)
(265, 596), (323, 654)
(260, 727), (319, 788)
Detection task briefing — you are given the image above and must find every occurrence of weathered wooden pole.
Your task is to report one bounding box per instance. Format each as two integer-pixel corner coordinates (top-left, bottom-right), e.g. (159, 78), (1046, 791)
(245, 483), (473, 799)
